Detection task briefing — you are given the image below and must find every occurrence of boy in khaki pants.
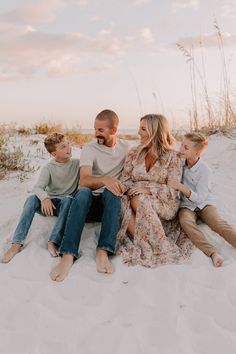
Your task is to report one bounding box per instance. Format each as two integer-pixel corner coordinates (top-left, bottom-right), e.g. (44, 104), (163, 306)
(168, 132), (236, 267)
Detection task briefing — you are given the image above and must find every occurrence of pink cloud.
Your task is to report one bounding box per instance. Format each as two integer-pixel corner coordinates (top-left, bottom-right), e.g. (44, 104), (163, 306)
(172, 0), (199, 12)
(0, 0), (66, 25)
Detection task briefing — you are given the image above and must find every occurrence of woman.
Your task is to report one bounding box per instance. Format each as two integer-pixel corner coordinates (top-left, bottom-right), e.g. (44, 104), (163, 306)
(116, 114), (193, 267)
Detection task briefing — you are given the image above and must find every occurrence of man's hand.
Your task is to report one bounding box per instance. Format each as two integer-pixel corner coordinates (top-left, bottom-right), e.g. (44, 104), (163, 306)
(103, 176), (125, 196)
(127, 187), (151, 198)
(41, 198), (56, 216)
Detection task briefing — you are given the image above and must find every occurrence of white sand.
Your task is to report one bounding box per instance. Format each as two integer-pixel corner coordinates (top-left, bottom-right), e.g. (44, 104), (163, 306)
(0, 133), (236, 354)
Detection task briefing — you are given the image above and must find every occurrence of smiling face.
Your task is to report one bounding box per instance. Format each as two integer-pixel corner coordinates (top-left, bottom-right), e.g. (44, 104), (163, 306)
(138, 119), (150, 145)
(51, 138), (72, 163)
(94, 118), (116, 146)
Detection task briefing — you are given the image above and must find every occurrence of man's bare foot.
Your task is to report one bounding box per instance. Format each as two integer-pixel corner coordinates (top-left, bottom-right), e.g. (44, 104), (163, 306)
(211, 252), (224, 267)
(49, 254), (74, 281)
(96, 249), (114, 274)
(0, 243), (23, 263)
(47, 241), (59, 257)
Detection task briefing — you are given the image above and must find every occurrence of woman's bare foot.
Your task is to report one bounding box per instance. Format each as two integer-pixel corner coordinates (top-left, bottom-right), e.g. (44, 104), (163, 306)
(211, 252), (224, 267)
(49, 254), (74, 281)
(96, 249), (114, 274)
(0, 243), (23, 263)
(47, 241), (59, 257)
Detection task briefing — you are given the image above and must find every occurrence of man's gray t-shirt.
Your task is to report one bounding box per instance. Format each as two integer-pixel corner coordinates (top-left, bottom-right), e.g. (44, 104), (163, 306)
(80, 139), (130, 194)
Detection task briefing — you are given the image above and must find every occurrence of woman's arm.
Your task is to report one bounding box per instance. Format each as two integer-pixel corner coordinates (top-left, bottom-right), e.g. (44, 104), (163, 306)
(119, 147), (137, 192)
(149, 151), (182, 202)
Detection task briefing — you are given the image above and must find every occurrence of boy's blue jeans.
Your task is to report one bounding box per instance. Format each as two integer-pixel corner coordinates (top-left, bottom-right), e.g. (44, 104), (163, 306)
(12, 195), (73, 246)
(58, 187), (121, 259)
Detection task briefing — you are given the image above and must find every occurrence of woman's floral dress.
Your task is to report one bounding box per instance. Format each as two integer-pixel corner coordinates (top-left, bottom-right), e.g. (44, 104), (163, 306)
(116, 146), (193, 267)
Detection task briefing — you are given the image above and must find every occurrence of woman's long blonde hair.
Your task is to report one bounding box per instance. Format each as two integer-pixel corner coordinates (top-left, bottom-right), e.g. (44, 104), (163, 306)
(136, 114), (175, 164)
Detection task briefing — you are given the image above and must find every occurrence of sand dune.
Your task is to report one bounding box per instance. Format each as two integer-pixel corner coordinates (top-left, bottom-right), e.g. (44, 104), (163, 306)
(0, 133), (236, 354)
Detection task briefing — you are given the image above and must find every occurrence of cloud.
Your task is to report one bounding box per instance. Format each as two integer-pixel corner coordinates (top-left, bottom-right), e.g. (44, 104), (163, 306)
(134, 0), (152, 5)
(73, 0), (88, 6)
(221, 0), (236, 18)
(160, 31), (236, 56)
(176, 32), (236, 49)
(0, 26), (155, 80)
(89, 15), (102, 22)
(172, 0), (199, 12)
(0, 0), (66, 25)
(0, 0), (156, 81)
(125, 27), (154, 44)
(179, 33), (236, 48)
(138, 27), (154, 42)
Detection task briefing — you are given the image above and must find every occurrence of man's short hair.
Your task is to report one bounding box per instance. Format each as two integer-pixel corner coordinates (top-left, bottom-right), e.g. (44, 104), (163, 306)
(95, 109), (119, 128)
(44, 132), (65, 153)
(184, 132), (208, 151)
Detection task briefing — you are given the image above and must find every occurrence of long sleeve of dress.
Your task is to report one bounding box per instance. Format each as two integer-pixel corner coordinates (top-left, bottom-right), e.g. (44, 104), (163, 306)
(119, 147), (137, 192)
(149, 151), (182, 203)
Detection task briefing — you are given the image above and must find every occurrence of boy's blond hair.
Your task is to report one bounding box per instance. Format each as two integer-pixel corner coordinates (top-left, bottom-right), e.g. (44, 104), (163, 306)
(184, 132), (208, 152)
(44, 132), (65, 153)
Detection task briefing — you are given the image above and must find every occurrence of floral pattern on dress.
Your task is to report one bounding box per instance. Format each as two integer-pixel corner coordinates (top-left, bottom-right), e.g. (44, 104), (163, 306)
(116, 146), (193, 267)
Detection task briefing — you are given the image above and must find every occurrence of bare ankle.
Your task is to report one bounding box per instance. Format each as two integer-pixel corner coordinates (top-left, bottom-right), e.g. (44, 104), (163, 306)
(1, 243), (23, 263)
(96, 249), (114, 274)
(47, 241), (59, 257)
(211, 252), (224, 267)
(49, 253), (74, 282)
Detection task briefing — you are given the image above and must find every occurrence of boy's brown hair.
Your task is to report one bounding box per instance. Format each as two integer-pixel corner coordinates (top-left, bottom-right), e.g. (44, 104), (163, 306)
(184, 132), (208, 152)
(95, 109), (119, 128)
(44, 132), (65, 153)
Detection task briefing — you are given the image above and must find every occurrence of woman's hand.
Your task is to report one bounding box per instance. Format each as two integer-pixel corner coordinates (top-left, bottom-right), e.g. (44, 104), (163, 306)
(167, 179), (181, 191)
(127, 187), (151, 198)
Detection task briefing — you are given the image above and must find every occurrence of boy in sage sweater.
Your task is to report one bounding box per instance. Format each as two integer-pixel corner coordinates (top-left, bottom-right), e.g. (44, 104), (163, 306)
(1, 132), (80, 263)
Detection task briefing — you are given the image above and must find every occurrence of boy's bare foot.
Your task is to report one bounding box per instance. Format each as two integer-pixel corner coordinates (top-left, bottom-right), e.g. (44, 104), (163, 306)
(47, 241), (59, 257)
(49, 254), (74, 282)
(211, 252), (224, 267)
(96, 249), (114, 274)
(0, 243), (23, 263)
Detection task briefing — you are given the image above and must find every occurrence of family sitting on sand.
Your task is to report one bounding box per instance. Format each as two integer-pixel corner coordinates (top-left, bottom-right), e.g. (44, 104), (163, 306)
(2, 110), (236, 281)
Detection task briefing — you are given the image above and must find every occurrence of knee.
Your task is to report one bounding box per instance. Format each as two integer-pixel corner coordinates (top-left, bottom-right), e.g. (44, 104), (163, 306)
(60, 196), (73, 206)
(75, 187), (92, 204)
(103, 189), (121, 205)
(179, 216), (195, 230)
(25, 195), (40, 209)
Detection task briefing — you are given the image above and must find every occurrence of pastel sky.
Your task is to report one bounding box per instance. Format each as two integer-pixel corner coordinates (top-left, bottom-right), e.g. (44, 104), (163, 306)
(0, 0), (236, 129)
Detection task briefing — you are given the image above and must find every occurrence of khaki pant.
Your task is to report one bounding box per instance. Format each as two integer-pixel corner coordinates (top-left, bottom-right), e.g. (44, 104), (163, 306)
(179, 205), (236, 257)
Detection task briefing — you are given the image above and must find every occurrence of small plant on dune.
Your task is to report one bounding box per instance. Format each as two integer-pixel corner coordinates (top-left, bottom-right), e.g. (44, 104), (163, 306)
(117, 133), (138, 140)
(0, 135), (37, 180)
(34, 122), (63, 135)
(65, 130), (94, 147)
(0, 122), (18, 136)
(17, 126), (32, 136)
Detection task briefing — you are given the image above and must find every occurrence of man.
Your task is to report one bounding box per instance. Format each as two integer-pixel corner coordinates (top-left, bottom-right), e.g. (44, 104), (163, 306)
(50, 109), (130, 281)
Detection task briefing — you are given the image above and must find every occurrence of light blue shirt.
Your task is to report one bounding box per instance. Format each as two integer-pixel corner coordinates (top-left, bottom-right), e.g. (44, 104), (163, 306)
(180, 158), (214, 211)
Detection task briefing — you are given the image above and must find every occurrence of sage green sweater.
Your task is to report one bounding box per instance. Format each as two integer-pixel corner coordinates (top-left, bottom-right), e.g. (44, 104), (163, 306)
(32, 158), (80, 201)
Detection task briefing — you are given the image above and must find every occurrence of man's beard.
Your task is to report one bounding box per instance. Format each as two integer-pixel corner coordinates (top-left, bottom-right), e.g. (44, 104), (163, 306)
(96, 136), (107, 145)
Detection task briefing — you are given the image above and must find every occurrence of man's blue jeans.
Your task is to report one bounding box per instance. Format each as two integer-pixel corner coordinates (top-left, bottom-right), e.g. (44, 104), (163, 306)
(12, 195), (73, 245)
(58, 187), (121, 259)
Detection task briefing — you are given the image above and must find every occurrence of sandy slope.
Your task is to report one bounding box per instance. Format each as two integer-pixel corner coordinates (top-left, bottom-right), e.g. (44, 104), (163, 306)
(0, 133), (236, 354)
